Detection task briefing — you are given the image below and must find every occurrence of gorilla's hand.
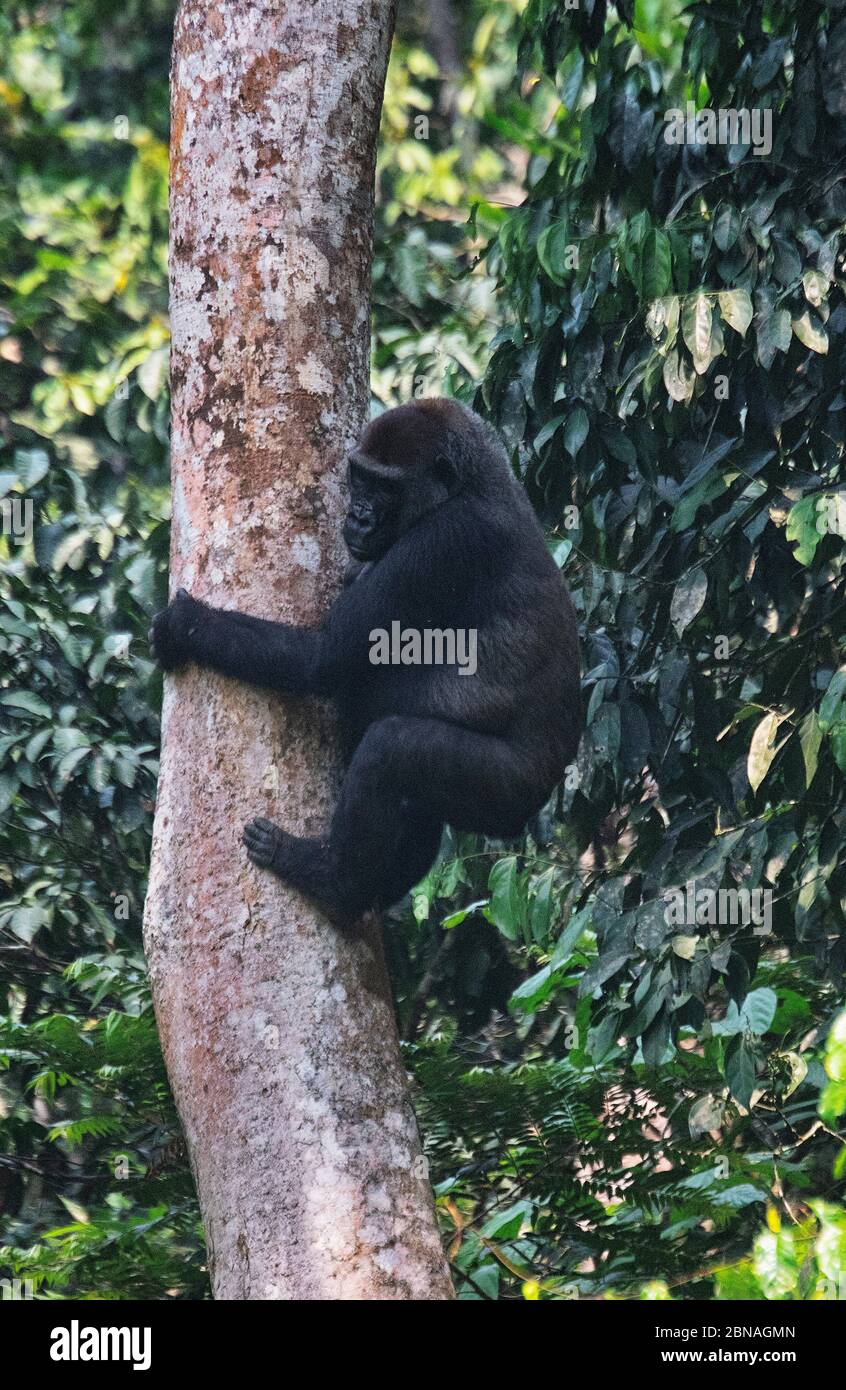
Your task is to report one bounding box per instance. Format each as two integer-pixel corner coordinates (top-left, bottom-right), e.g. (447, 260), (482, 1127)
(243, 817), (288, 870)
(149, 587), (205, 671)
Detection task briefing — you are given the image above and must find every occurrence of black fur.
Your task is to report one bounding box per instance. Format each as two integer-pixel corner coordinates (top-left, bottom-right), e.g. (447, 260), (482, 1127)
(150, 400), (581, 923)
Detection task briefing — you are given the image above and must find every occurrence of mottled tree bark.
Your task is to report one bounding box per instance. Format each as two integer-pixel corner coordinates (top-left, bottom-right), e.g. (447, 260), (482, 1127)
(144, 0), (454, 1301)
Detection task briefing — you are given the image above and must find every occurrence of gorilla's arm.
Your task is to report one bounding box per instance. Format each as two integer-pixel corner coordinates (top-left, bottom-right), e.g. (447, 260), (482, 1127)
(149, 498), (498, 696)
(150, 588), (331, 695)
(149, 574), (396, 695)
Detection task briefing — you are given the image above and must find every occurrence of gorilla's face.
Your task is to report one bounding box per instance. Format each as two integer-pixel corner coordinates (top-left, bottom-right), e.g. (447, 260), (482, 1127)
(343, 458), (400, 561)
(344, 412), (459, 562)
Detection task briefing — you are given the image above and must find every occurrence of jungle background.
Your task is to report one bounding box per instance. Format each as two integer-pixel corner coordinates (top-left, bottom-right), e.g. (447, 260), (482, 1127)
(2, 0), (846, 1300)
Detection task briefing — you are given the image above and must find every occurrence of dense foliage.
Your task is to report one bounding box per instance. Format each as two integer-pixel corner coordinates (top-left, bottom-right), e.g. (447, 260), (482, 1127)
(410, 0), (846, 1298)
(0, 0), (200, 1297)
(1, 0), (844, 1301)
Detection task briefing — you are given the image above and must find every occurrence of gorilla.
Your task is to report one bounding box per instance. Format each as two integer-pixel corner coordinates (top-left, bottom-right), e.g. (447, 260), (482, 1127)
(150, 398), (581, 923)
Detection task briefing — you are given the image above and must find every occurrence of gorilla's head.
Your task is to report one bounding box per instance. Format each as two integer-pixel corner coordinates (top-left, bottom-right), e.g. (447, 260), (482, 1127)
(343, 398), (512, 561)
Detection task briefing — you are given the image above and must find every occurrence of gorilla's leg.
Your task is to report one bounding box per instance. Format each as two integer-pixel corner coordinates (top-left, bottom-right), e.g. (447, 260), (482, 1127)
(243, 716), (545, 921)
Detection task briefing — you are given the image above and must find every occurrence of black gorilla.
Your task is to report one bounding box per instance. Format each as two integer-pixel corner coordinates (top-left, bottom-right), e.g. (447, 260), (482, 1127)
(150, 399), (581, 923)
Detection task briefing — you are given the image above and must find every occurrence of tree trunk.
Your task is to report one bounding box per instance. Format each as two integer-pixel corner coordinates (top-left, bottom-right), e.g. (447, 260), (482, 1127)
(144, 0), (454, 1301)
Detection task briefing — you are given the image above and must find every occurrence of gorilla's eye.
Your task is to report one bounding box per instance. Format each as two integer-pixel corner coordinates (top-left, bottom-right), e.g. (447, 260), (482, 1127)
(348, 461), (400, 514)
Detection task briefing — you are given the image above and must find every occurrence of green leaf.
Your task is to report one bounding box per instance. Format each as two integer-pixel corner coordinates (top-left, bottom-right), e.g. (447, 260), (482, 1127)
(646, 294), (679, 342)
(528, 866), (555, 943)
(711, 1183), (768, 1209)
(718, 288), (753, 337)
(52, 529), (89, 572)
(641, 1007), (671, 1068)
(688, 1094), (725, 1137)
(481, 1199), (532, 1241)
(13, 450), (50, 489)
(550, 906), (591, 967)
(25, 729), (52, 762)
(713, 988), (777, 1038)
(671, 934), (697, 960)
(0, 691), (51, 718)
(670, 567), (707, 635)
(641, 228), (672, 299)
(563, 407), (589, 457)
(56, 746), (90, 783)
(537, 221), (573, 285)
(663, 347), (695, 402)
(831, 723), (846, 773)
(390, 239), (428, 307)
(747, 711), (790, 793)
(137, 346), (169, 400)
(713, 203), (741, 251)
(785, 494), (825, 565)
(0, 773), (18, 816)
(781, 1051), (807, 1098)
(682, 292), (713, 372)
(14, 448), (50, 486)
(488, 856), (522, 940)
(8, 904), (48, 943)
(725, 1035), (757, 1108)
(792, 310), (828, 354)
(740, 987), (777, 1035)
(441, 899), (488, 930)
(799, 710), (822, 787)
(755, 306), (791, 368)
(820, 1081), (846, 1126)
(802, 269), (829, 307)
(752, 1228), (799, 1299)
(533, 413), (566, 450)
(824, 1009), (846, 1083)
(819, 670), (846, 733)
(509, 964), (555, 1014)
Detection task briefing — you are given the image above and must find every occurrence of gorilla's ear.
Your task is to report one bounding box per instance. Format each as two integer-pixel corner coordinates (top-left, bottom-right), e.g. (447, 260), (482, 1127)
(433, 453), (458, 493)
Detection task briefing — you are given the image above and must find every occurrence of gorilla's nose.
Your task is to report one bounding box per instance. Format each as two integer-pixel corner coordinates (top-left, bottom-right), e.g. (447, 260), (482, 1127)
(344, 512), (373, 545)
